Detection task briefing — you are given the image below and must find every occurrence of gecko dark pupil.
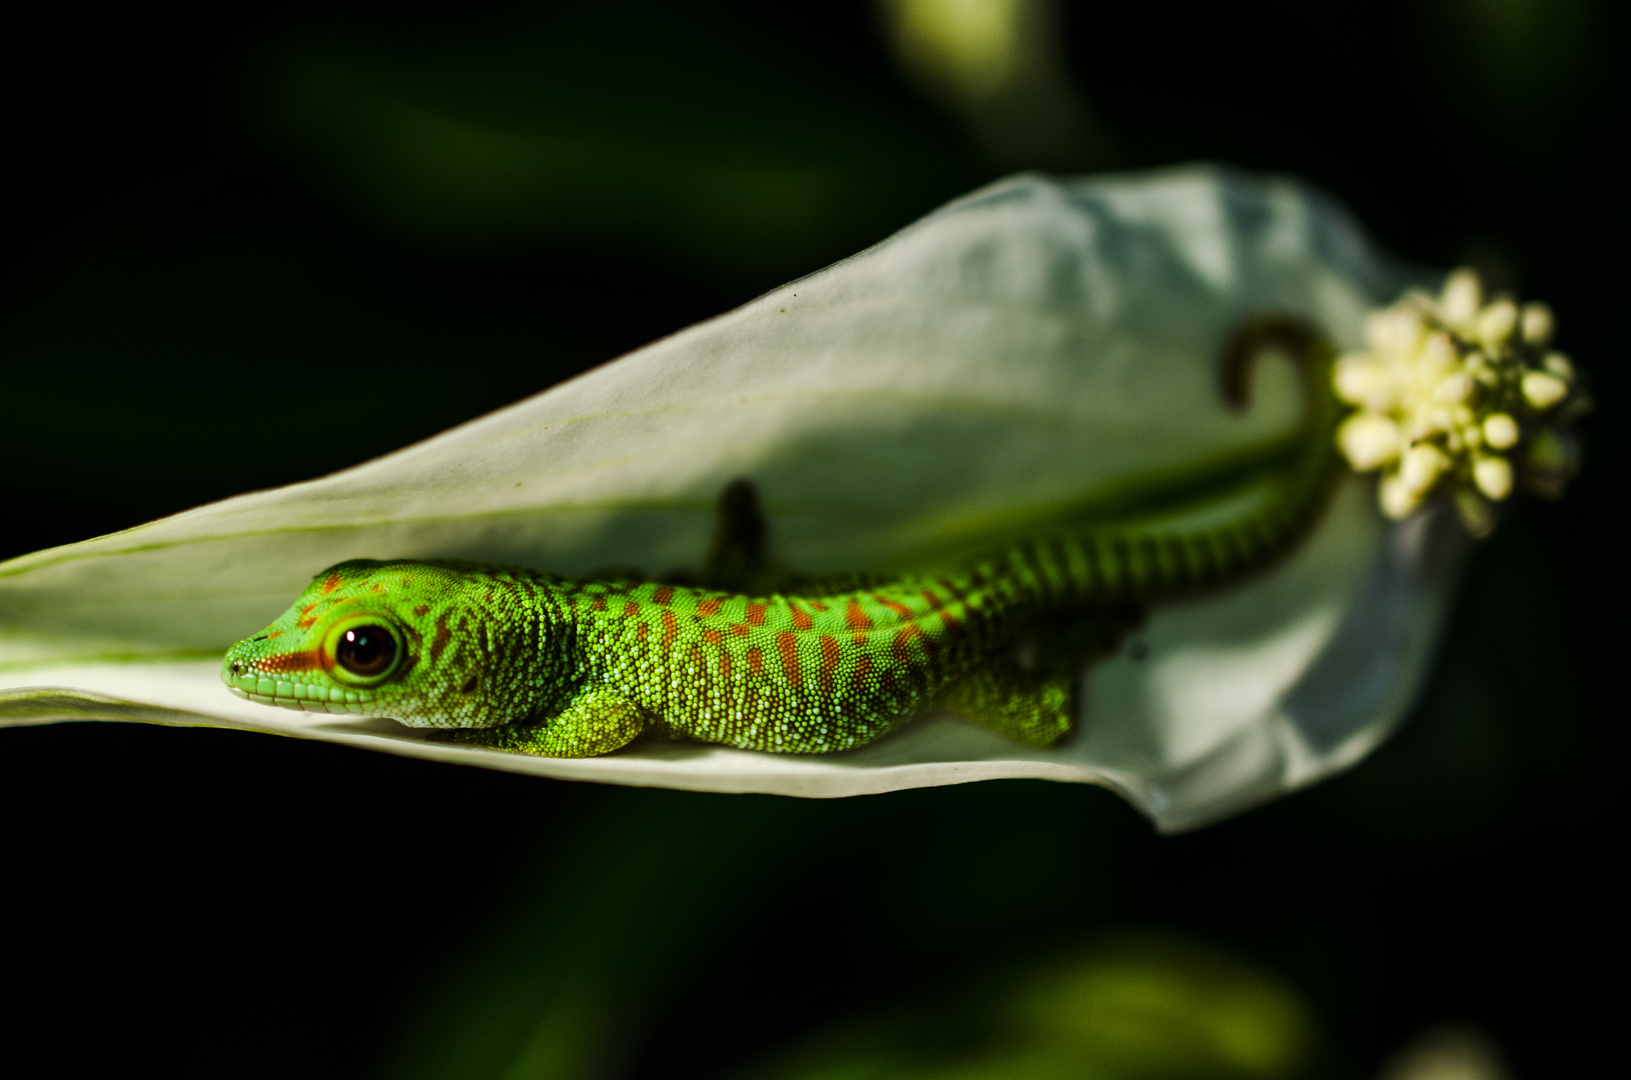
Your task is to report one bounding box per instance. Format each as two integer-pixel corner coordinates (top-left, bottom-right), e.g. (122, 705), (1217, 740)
(337, 626), (396, 676)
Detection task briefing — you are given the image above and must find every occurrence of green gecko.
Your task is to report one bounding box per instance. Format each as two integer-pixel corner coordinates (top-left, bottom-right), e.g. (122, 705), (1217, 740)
(222, 315), (1341, 758)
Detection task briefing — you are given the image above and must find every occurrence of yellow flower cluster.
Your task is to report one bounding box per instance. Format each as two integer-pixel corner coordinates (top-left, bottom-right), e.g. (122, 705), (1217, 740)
(1334, 268), (1587, 536)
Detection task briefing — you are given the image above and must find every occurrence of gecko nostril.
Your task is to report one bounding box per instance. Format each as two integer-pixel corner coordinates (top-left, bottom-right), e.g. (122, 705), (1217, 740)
(230, 662), (242, 676)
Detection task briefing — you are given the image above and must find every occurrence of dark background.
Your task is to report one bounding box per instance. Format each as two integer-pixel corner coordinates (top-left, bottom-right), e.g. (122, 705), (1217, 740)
(1, 2), (1624, 1077)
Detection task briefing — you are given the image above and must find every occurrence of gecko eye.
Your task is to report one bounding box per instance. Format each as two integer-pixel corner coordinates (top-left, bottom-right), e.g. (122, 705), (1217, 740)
(336, 625), (397, 677)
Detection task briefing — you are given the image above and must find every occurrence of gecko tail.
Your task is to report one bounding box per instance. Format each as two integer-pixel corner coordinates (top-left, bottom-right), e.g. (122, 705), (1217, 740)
(1218, 312), (1334, 424)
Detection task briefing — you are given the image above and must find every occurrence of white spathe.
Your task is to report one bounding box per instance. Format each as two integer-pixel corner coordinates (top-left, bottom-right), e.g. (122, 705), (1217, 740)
(0, 166), (1464, 832)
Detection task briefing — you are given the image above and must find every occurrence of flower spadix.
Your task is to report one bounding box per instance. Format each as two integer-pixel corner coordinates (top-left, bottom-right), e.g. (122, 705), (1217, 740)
(1334, 268), (1588, 536)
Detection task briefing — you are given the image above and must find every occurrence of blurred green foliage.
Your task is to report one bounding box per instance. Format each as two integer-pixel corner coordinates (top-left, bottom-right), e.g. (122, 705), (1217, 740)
(730, 935), (1313, 1080)
(372, 786), (1315, 1080)
(265, 4), (976, 272)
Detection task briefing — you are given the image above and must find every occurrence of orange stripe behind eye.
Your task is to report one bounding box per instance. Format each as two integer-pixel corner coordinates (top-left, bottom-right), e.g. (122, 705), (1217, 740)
(258, 649), (324, 674)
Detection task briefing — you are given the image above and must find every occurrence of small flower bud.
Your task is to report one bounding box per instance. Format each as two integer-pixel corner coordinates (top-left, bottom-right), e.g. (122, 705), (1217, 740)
(1522, 429), (1579, 499)
(1400, 443), (1449, 494)
(1439, 268), (1482, 329)
(1453, 489), (1496, 538)
(1520, 302), (1554, 345)
(1481, 413), (1519, 449)
(1472, 456), (1514, 500)
(1379, 474), (1423, 520)
(1366, 308), (1425, 353)
(1476, 299), (1518, 346)
(1525, 428), (1569, 470)
(1419, 332), (1457, 372)
(1521, 370), (1569, 411)
(1333, 354), (1395, 408)
(1337, 413), (1403, 471)
(1544, 352), (1574, 381)
(1433, 372), (1473, 403)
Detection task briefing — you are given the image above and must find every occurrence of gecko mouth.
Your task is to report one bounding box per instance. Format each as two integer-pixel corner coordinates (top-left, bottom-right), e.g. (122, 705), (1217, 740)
(221, 661), (380, 715)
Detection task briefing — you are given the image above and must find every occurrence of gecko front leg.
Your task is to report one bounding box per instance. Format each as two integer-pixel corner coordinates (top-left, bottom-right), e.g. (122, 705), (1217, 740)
(447, 685), (647, 757)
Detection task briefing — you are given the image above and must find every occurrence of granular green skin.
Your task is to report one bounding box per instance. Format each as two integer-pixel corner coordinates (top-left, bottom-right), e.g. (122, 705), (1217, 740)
(223, 318), (1340, 758)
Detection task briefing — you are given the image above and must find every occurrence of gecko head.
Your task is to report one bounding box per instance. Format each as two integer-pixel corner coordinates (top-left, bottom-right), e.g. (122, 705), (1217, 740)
(220, 559), (535, 729)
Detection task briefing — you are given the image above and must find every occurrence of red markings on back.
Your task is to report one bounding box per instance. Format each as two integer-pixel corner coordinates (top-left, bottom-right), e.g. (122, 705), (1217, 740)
(746, 646), (764, 677)
(728, 623), (750, 637)
(874, 594), (913, 621)
(747, 602), (767, 626)
(809, 600), (829, 612)
(790, 603), (813, 631)
(297, 603), (321, 630)
(697, 598), (721, 617)
(412, 605), (430, 618)
(703, 628), (724, 646)
(850, 655), (875, 697)
(660, 609), (679, 649)
(718, 651), (732, 678)
(921, 590), (964, 637)
(893, 624), (937, 664)
(776, 631), (801, 688)
(845, 598), (874, 631)
(845, 597), (875, 645)
(430, 616), (452, 662)
(593, 596), (607, 612)
(653, 586), (674, 606)
(638, 623), (650, 642)
(321, 572), (342, 595)
(818, 635), (840, 695)
(624, 602), (640, 618)
(266, 631), (283, 640)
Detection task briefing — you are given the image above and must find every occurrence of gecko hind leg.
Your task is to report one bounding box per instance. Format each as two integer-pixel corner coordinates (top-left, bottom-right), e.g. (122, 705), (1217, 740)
(936, 659), (1078, 748)
(937, 605), (1146, 749)
(443, 685), (646, 758)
